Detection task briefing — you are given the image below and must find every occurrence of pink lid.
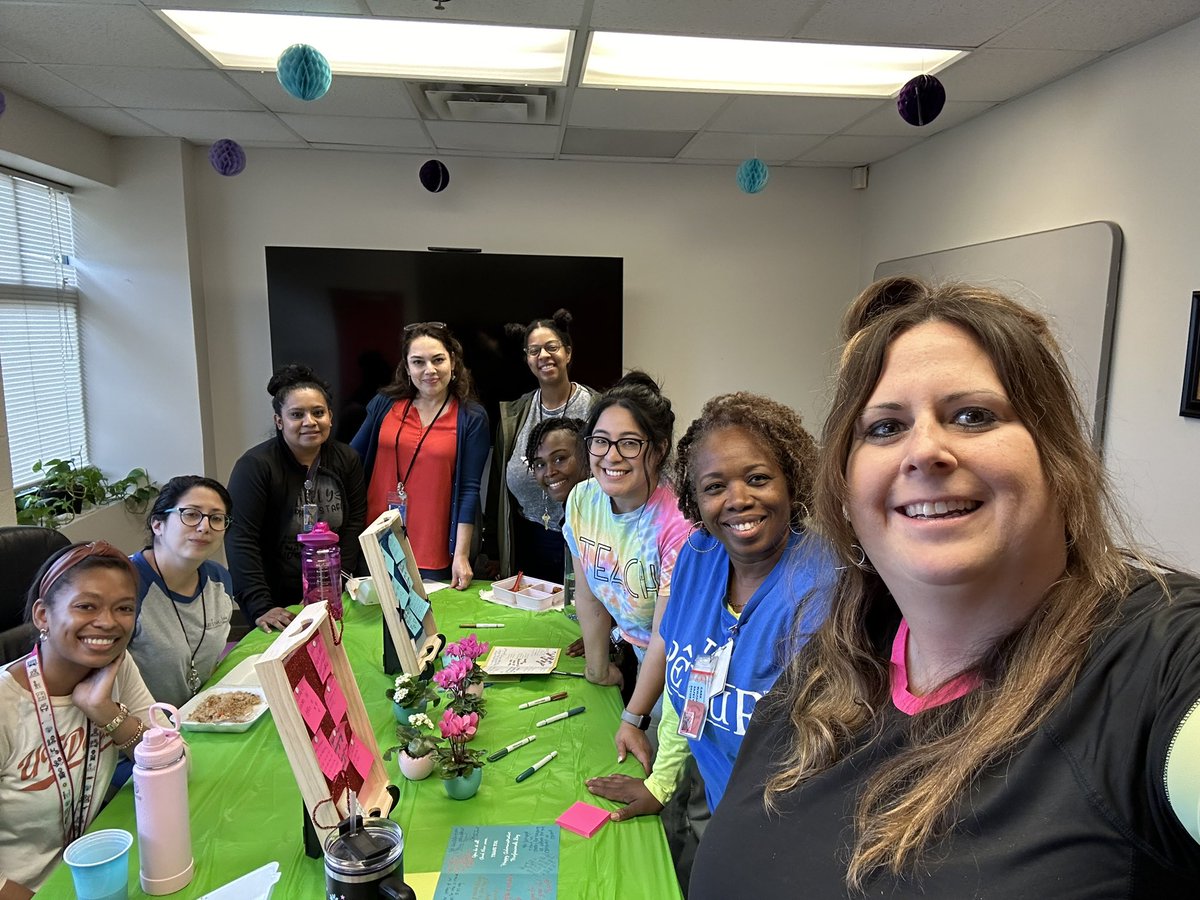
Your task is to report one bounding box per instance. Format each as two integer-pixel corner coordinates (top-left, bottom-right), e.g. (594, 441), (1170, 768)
(134, 702), (186, 769)
(297, 521), (339, 547)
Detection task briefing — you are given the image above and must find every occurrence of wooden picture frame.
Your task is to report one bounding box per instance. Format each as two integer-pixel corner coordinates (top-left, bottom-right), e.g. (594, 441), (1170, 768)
(254, 602), (393, 842)
(358, 509), (442, 675)
(1182, 292), (1200, 418)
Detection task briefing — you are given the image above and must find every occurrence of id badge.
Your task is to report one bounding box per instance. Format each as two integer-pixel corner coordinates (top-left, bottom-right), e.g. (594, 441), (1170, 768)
(387, 483), (408, 524)
(678, 653), (715, 740)
(708, 639), (733, 699)
(300, 503), (318, 533)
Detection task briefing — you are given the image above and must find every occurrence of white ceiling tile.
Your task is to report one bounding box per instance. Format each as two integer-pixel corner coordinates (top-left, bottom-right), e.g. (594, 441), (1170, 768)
(278, 114), (431, 148)
(128, 109), (299, 142)
(226, 71), (418, 118)
(0, 63), (109, 107)
(843, 100), (995, 136)
(0, 3), (208, 67)
(798, 134), (923, 165)
(56, 106), (167, 137)
(0, 43), (23, 62)
(426, 121), (560, 153)
(935, 48), (1103, 101)
(678, 132), (825, 163)
(708, 94), (884, 134)
(46, 66), (260, 110)
(590, 0), (822, 38)
(364, 0), (585, 27)
(987, 0), (1200, 51)
(568, 88), (729, 130)
(560, 127), (693, 158)
(158, 0), (363, 11)
(799, 0), (1054, 47)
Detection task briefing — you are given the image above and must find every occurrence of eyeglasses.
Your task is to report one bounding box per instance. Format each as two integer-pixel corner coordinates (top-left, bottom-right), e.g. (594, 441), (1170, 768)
(585, 436), (649, 460)
(525, 341), (563, 358)
(165, 507), (233, 531)
(404, 321), (447, 332)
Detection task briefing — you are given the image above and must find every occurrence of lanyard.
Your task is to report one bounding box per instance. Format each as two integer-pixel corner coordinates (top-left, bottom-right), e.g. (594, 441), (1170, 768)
(26, 647), (101, 845)
(393, 394), (451, 492)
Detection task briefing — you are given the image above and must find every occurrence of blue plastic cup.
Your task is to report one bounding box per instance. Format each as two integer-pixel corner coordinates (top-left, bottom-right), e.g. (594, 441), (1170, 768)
(63, 828), (132, 900)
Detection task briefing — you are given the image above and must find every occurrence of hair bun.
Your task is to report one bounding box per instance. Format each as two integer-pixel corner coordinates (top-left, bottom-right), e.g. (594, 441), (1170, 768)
(614, 369), (662, 395)
(267, 363), (319, 397)
(503, 321), (527, 339)
(841, 275), (927, 342)
(551, 308), (573, 330)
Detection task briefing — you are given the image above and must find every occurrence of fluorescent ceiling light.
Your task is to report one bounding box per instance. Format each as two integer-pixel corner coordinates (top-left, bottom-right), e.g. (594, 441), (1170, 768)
(160, 10), (572, 84)
(582, 32), (965, 96)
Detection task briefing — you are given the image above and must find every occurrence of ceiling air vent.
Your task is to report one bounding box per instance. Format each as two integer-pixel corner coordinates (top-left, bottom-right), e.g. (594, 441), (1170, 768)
(409, 83), (560, 125)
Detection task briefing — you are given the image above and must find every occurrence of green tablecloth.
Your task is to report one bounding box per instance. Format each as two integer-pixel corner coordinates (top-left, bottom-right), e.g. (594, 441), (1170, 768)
(39, 584), (682, 899)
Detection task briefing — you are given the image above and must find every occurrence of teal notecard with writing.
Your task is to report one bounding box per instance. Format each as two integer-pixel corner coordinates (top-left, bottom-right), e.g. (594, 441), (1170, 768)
(433, 825), (558, 899)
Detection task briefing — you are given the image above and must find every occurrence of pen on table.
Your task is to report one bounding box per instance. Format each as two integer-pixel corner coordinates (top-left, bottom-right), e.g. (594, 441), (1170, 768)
(487, 735), (536, 762)
(515, 750), (558, 783)
(536, 705), (586, 727)
(518, 691), (567, 710)
(459, 623), (505, 628)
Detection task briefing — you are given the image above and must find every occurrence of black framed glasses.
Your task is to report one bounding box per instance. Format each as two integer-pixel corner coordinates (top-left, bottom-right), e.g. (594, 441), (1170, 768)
(585, 436), (649, 460)
(165, 507), (233, 531)
(403, 321), (447, 332)
(525, 340), (564, 358)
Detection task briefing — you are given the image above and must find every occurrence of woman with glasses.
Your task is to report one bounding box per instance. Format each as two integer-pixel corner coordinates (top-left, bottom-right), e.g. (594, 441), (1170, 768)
(563, 371), (690, 773)
(227, 364), (367, 632)
(352, 322), (489, 588)
(126, 476), (236, 707)
(1, 542), (153, 896)
(493, 310), (598, 581)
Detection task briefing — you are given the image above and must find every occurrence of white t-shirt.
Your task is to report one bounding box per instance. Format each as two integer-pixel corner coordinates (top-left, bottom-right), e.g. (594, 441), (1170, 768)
(0, 651), (155, 893)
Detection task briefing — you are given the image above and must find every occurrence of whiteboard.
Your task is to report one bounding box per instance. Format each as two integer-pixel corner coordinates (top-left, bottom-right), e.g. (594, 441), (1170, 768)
(874, 221), (1122, 444)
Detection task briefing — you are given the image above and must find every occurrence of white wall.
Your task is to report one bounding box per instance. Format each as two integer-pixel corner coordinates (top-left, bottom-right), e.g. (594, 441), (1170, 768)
(194, 152), (862, 479)
(860, 17), (1200, 569)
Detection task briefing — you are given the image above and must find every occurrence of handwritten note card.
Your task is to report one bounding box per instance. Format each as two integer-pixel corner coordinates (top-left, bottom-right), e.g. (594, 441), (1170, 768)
(307, 635), (332, 684)
(325, 677), (348, 725)
(312, 729), (342, 781)
(434, 826), (559, 900)
(347, 734), (374, 781)
(482, 647), (562, 676)
(294, 677), (327, 733)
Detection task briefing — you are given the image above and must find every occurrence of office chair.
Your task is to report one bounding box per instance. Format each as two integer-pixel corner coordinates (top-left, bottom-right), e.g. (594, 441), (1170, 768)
(0, 525), (71, 664)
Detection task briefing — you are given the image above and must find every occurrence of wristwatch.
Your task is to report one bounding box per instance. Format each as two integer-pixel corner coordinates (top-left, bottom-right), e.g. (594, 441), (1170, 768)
(620, 708), (651, 731)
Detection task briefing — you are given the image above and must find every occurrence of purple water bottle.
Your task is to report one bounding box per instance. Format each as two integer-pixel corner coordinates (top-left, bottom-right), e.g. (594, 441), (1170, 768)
(298, 521), (342, 616)
(133, 702), (194, 895)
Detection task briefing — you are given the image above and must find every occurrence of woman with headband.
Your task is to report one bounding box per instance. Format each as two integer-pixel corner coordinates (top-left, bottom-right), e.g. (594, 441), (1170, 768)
(353, 322), (489, 588)
(0, 542), (154, 897)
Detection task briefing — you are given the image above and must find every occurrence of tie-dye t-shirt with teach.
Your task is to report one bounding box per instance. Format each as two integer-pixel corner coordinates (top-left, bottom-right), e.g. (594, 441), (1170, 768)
(562, 480), (690, 648)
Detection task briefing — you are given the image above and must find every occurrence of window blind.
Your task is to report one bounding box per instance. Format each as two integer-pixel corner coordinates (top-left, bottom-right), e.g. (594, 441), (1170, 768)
(0, 172), (87, 490)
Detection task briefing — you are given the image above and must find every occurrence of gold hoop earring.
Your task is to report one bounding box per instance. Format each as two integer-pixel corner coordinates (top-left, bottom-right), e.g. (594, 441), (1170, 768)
(686, 523), (718, 554)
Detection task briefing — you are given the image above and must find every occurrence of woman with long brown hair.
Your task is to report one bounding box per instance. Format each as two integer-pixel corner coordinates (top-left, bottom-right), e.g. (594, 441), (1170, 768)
(691, 276), (1200, 897)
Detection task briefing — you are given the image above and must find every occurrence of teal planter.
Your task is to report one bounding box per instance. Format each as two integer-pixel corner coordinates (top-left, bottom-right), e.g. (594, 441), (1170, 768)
(392, 700), (427, 725)
(443, 767), (483, 800)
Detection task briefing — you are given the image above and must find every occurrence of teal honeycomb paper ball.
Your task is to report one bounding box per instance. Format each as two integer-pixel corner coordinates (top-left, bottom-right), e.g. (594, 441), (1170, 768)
(736, 158), (769, 194)
(276, 44), (332, 101)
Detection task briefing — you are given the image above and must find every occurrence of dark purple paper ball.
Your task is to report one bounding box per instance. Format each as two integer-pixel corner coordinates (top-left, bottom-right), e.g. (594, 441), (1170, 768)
(897, 74), (946, 127)
(419, 159), (450, 193)
(209, 139), (246, 176)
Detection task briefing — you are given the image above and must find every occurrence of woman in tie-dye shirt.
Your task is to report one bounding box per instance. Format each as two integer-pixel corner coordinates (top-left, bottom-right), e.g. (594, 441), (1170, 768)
(563, 371), (690, 775)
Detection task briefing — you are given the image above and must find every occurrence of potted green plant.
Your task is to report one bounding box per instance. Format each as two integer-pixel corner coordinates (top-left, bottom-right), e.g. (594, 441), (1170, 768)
(383, 713), (439, 781)
(15, 457), (157, 527)
(385, 672), (440, 725)
(433, 657), (487, 719)
(434, 709), (486, 799)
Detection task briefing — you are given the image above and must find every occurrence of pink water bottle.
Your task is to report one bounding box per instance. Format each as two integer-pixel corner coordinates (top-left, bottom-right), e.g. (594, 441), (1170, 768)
(298, 521), (342, 615)
(133, 702), (194, 895)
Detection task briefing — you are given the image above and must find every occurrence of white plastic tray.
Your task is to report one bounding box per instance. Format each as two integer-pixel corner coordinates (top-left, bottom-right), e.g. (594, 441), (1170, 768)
(179, 654), (269, 733)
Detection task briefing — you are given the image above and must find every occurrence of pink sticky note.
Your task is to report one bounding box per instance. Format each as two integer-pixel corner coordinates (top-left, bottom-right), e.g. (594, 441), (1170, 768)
(313, 729), (342, 781)
(348, 734), (374, 781)
(556, 801), (611, 838)
(324, 676), (348, 725)
(295, 677), (327, 733)
(307, 636), (333, 684)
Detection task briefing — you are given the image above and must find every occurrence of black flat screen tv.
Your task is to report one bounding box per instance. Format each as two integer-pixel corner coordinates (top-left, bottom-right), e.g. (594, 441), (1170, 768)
(265, 247), (624, 440)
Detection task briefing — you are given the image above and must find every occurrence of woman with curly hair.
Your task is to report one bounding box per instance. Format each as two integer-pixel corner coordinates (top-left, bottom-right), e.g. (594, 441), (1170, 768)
(587, 393), (831, 887)
(691, 276), (1200, 897)
(352, 323), (489, 588)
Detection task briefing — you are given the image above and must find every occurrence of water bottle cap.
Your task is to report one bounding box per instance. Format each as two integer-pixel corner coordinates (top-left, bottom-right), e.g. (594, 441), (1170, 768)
(297, 521), (339, 546)
(134, 702), (186, 769)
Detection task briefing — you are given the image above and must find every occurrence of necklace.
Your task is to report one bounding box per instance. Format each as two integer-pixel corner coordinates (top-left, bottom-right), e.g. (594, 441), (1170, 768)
(393, 393), (451, 495)
(537, 383), (577, 421)
(148, 551), (207, 696)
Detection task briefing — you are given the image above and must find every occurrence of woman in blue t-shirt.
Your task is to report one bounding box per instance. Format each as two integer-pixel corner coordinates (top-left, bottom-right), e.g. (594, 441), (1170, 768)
(586, 392), (831, 875)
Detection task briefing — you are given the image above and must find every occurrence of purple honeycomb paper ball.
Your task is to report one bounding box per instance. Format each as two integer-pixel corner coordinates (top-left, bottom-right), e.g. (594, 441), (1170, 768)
(897, 74), (946, 127)
(420, 159), (450, 193)
(209, 139), (246, 176)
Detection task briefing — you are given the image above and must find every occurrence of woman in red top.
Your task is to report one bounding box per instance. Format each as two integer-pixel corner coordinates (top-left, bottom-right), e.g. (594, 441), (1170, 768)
(352, 323), (490, 589)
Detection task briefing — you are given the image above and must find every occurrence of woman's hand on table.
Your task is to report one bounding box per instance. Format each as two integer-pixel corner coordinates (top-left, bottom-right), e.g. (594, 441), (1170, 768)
(256, 607), (295, 632)
(565, 637), (585, 657)
(615, 721), (654, 775)
(585, 774), (664, 822)
(450, 555), (473, 591)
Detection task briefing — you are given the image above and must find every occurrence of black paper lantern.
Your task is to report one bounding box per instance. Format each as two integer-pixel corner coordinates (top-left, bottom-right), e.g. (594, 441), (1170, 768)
(419, 159), (450, 193)
(897, 74), (946, 127)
